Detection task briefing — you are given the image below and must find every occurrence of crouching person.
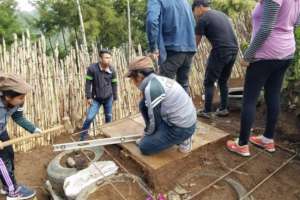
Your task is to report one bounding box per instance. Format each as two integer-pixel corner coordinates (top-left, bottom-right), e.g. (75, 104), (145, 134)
(126, 56), (197, 155)
(0, 74), (42, 200)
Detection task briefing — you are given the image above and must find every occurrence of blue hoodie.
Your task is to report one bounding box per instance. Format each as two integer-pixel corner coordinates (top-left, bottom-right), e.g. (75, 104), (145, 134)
(146, 0), (197, 64)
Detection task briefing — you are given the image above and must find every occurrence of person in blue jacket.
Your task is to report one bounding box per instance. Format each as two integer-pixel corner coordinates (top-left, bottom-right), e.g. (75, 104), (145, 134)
(146, 0), (197, 93)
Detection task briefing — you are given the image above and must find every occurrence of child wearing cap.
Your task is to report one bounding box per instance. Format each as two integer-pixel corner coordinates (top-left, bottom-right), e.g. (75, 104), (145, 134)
(0, 73), (42, 200)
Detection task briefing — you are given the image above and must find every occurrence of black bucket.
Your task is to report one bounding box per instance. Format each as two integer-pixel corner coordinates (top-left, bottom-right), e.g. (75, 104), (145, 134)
(228, 87), (263, 110)
(228, 87), (244, 110)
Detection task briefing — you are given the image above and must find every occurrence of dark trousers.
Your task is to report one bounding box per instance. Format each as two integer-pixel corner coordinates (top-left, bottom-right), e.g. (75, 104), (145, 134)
(238, 59), (292, 146)
(160, 51), (195, 93)
(204, 51), (237, 112)
(0, 131), (17, 193)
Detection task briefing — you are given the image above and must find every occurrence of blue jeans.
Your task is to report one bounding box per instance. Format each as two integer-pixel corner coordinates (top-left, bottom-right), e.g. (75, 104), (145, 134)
(139, 121), (196, 155)
(81, 97), (113, 140)
(139, 100), (196, 155)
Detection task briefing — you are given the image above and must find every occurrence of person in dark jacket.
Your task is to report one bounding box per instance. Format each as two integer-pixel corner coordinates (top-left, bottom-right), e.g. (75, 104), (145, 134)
(0, 74), (42, 200)
(146, 0), (197, 93)
(80, 49), (118, 141)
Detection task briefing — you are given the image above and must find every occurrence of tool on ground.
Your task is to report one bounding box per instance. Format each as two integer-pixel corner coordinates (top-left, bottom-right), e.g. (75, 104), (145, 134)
(0, 116), (73, 149)
(53, 134), (141, 152)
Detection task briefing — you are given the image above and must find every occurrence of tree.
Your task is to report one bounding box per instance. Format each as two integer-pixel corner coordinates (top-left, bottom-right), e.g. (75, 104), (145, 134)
(0, 0), (22, 44)
(113, 0), (147, 49)
(212, 0), (256, 18)
(33, 0), (147, 51)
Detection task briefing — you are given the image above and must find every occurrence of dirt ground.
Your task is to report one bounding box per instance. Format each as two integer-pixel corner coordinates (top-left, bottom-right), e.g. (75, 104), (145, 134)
(0, 104), (299, 200)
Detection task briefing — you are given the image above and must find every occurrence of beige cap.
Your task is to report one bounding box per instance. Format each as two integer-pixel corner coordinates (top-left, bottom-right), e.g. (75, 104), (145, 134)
(0, 73), (32, 94)
(125, 56), (154, 77)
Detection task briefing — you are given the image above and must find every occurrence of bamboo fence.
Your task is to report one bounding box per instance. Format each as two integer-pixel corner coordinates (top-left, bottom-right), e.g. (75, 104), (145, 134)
(0, 16), (250, 152)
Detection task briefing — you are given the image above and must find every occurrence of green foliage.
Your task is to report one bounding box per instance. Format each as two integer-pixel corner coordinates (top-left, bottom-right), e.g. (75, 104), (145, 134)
(0, 0), (22, 44)
(113, 0), (147, 49)
(33, 0), (147, 51)
(211, 0), (256, 18)
(289, 28), (300, 81)
(33, 0), (78, 37)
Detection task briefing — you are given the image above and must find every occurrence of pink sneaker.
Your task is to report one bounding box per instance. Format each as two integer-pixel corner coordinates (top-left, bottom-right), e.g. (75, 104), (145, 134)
(250, 136), (275, 153)
(226, 139), (250, 157)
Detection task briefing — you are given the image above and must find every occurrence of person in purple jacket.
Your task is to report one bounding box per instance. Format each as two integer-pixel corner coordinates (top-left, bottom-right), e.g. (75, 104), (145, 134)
(227, 0), (300, 157)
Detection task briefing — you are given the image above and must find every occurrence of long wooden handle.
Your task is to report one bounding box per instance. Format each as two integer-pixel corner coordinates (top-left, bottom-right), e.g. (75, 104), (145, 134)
(0, 125), (64, 148)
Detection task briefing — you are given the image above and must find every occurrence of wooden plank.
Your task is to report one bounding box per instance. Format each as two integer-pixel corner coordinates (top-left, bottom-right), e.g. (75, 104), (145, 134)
(129, 114), (145, 126)
(101, 115), (229, 171)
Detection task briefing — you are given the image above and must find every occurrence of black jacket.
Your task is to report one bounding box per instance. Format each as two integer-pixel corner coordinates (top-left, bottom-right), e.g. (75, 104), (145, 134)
(85, 63), (118, 101)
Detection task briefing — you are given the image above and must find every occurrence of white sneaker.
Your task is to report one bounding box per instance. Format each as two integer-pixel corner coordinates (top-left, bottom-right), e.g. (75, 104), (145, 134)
(179, 136), (193, 153)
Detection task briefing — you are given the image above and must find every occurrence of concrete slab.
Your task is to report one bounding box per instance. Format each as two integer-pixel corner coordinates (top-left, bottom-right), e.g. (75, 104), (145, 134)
(101, 114), (229, 171)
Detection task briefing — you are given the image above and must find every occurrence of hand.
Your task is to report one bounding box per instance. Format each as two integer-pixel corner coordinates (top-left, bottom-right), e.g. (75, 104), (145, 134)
(0, 142), (4, 150)
(86, 99), (93, 106)
(34, 128), (42, 134)
(241, 58), (250, 68)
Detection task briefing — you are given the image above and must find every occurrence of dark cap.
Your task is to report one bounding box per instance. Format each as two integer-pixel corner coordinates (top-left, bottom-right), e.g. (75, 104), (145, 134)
(0, 73), (32, 94)
(125, 56), (154, 77)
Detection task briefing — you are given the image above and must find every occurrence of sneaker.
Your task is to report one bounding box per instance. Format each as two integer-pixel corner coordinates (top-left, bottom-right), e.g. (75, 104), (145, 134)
(7, 185), (36, 200)
(226, 139), (250, 157)
(197, 110), (213, 119)
(250, 135), (275, 153)
(215, 108), (229, 117)
(179, 136), (193, 153)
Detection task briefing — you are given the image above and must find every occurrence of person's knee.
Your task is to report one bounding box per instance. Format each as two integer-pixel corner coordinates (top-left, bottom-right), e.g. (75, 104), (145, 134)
(138, 139), (156, 155)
